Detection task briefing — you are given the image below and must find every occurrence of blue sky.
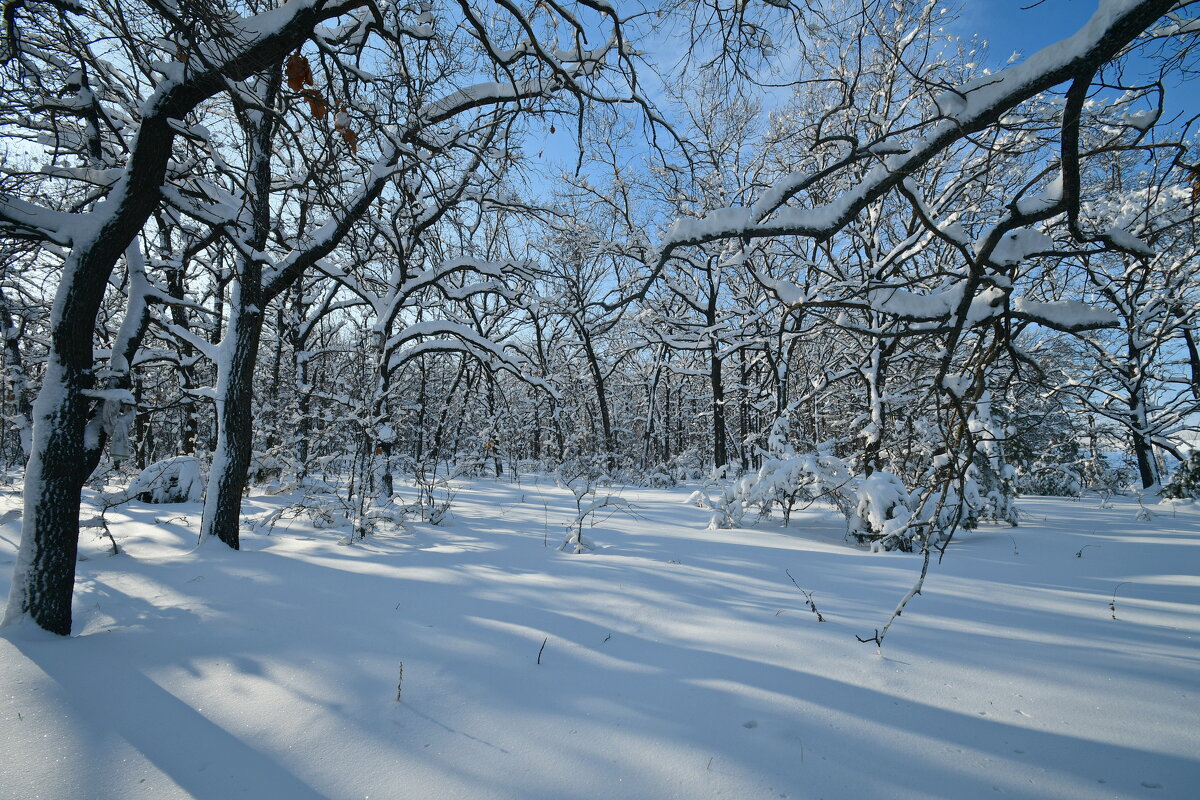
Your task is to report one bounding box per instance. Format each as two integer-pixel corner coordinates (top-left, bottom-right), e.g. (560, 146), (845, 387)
(956, 0), (1094, 60)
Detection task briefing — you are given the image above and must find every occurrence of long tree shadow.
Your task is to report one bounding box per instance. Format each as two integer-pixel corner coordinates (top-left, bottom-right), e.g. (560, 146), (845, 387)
(8, 631), (331, 799)
(405, 594), (1200, 799)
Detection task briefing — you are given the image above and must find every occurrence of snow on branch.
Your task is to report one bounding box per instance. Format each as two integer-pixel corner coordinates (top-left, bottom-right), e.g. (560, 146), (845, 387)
(0, 195), (85, 246)
(1009, 298), (1119, 332)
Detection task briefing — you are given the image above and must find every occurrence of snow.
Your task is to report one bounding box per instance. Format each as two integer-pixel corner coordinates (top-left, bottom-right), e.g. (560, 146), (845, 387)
(1011, 297), (1118, 330)
(1015, 175), (1064, 217)
(1105, 227), (1155, 257)
(855, 471), (913, 541)
(423, 79), (555, 124)
(102, 457), (204, 506)
(754, 273), (806, 306)
(987, 227), (1053, 266)
(664, 207), (750, 244)
(1, 480), (1197, 799)
(870, 282), (965, 320)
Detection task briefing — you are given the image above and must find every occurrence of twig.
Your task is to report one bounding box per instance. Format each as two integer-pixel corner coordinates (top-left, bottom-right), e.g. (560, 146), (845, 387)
(785, 569), (825, 622)
(80, 513), (120, 556)
(1075, 544), (1099, 558)
(395, 661), (404, 701)
(1110, 582), (1128, 620)
(856, 628), (882, 646)
(859, 532), (934, 651)
(537, 637), (548, 665)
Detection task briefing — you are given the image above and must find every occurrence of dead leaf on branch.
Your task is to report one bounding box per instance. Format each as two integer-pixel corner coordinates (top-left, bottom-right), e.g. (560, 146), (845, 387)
(335, 109), (358, 154)
(286, 53), (313, 91)
(301, 87), (329, 119)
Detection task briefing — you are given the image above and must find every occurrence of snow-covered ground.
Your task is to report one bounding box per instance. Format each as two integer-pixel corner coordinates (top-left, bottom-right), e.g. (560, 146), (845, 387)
(0, 478), (1197, 800)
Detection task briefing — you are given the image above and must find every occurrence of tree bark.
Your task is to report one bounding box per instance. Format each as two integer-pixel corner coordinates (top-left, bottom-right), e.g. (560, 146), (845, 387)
(710, 346), (726, 469)
(579, 325), (615, 471)
(0, 291), (32, 462)
(199, 74), (278, 549)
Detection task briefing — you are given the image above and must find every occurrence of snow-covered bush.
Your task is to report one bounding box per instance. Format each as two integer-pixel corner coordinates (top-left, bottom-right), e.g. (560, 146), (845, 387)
(850, 471), (914, 551)
(613, 466), (676, 488)
(103, 457), (204, 505)
(1016, 462), (1083, 496)
(249, 492), (353, 535)
(1015, 450), (1134, 498)
(697, 444), (857, 530)
(403, 458), (461, 524)
(1077, 453), (1126, 494)
(639, 469), (677, 488)
(744, 451), (856, 524)
(248, 450), (285, 486)
(1162, 452), (1200, 500)
(962, 454), (1018, 527)
(667, 449), (707, 481)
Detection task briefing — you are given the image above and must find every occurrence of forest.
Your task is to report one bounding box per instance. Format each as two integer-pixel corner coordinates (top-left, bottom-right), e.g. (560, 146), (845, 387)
(0, 0), (1198, 796)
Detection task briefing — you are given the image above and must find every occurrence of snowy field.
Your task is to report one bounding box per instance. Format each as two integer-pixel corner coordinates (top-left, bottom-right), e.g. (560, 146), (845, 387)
(0, 478), (1197, 800)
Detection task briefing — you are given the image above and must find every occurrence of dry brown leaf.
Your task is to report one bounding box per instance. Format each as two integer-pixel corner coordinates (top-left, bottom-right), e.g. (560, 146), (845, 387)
(286, 53), (313, 91)
(337, 124), (358, 154)
(301, 87), (329, 119)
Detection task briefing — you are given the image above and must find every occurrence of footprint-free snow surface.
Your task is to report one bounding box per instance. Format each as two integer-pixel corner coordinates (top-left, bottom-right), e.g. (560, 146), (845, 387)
(1, 479), (1197, 799)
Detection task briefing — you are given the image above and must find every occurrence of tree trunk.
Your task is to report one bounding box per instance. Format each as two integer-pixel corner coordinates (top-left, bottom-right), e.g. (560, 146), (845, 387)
(199, 76), (279, 549)
(0, 292), (32, 462)
(642, 345), (665, 469)
(1132, 432), (1158, 489)
(3, 2), (354, 633)
(364, 325), (397, 498)
(710, 346), (726, 469)
(165, 260), (199, 456)
(3, 354), (90, 634)
(738, 350), (749, 471)
(290, 287), (312, 478)
(200, 297), (264, 549)
(580, 329), (615, 471)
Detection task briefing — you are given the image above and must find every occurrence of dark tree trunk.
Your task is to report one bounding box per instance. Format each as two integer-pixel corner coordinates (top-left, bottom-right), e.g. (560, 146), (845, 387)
(367, 327), (395, 498)
(199, 74), (280, 549)
(134, 373), (150, 468)
(642, 345), (665, 470)
(290, 287), (312, 478)
(710, 347), (726, 469)
(738, 350), (749, 471)
(5, 124), (175, 632)
(0, 292), (32, 462)
(264, 302), (286, 451)
(1182, 325), (1200, 402)
(1132, 434), (1157, 489)
(579, 328), (615, 471)
(201, 299), (265, 549)
(165, 260), (199, 456)
(1131, 419), (1158, 490)
(5, 355), (91, 634)
(415, 359), (428, 462)
(485, 375), (502, 477)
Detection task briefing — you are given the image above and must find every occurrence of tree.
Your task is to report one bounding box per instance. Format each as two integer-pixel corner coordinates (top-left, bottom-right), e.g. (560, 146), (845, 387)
(1, 0), (655, 632)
